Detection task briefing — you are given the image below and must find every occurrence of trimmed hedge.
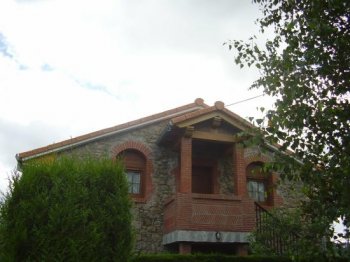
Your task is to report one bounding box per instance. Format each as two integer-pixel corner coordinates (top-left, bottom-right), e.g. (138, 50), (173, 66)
(131, 254), (349, 262)
(131, 254), (292, 262)
(0, 156), (133, 261)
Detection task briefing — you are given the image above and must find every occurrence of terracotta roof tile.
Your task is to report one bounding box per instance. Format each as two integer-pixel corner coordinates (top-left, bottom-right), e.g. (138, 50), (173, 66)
(171, 101), (254, 129)
(171, 106), (216, 124)
(17, 99), (208, 161)
(221, 108), (255, 129)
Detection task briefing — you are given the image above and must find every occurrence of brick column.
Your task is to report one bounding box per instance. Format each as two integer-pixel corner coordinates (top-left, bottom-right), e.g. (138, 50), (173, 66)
(235, 243), (249, 256)
(233, 143), (246, 196)
(180, 137), (192, 193)
(179, 242), (192, 254)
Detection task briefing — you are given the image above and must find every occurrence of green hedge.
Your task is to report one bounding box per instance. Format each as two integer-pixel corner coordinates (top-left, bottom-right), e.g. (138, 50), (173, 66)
(131, 254), (349, 262)
(131, 254), (292, 262)
(0, 156), (133, 262)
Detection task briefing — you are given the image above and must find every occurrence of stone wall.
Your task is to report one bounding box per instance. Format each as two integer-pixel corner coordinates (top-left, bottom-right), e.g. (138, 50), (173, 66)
(66, 120), (177, 253)
(218, 156), (234, 194)
(277, 179), (305, 208)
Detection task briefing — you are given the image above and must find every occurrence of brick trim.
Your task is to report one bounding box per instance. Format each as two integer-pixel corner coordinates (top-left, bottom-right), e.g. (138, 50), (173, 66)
(112, 141), (152, 157)
(245, 158), (283, 207)
(244, 155), (270, 166)
(112, 141), (153, 202)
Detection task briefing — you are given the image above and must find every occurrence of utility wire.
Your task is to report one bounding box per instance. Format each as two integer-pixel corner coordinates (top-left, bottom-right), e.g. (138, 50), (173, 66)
(225, 94), (264, 107)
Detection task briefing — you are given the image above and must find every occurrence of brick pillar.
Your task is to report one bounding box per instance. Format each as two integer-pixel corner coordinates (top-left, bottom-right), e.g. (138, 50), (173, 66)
(179, 242), (192, 254)
(236, 243), (249, 256)
(233, 143), (246, 196)
(180, 137), (192, 193)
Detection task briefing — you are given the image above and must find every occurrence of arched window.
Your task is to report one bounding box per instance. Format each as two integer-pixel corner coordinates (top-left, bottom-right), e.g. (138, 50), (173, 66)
(246, 162), (268, 203)
(119, 149), (146, 196)
(112, 141), (153, 202)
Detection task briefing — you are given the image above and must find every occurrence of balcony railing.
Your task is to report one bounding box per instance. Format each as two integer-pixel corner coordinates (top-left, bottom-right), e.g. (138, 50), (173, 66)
(164, 193), (255, 234)
(255, 202), (299, 255)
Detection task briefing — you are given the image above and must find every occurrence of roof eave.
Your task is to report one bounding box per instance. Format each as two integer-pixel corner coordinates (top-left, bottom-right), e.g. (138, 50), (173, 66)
(17, 103), (207, 162)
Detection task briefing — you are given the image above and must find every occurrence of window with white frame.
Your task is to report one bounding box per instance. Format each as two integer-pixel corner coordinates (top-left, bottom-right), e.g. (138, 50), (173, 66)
(246, 162), (268, 203)
(126, 170), (141, 194)
(119, 149), (146, 196)
(247, 180), (266, 202)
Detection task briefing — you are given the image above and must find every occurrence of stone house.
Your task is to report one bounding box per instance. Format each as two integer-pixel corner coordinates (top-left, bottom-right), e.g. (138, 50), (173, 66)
(17, 98), (292, 255)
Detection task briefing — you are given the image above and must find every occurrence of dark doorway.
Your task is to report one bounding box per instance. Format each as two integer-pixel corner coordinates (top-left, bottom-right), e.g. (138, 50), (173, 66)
(191, 243), (236, 254)
(192, 165), (213, 194)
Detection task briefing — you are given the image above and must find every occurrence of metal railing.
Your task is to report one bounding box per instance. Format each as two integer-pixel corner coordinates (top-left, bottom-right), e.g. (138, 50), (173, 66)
(255, 202), (299, 255)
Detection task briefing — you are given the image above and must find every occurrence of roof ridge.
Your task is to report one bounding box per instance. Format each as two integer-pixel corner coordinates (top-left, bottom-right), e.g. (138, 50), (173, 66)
(171, 101), (254, 129)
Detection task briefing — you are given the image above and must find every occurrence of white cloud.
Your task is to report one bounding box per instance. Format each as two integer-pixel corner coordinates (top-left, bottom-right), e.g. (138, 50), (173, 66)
(0, 0), (272, 193)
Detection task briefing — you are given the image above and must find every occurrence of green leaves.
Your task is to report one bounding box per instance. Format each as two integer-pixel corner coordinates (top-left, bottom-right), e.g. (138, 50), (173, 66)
(0, 156), (133, 261)
(228, 0), (350, 256)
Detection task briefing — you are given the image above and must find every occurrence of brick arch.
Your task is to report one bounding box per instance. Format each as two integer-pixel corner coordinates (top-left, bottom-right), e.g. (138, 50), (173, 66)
(244, 155), (280, 206)
(111, 141), (152, 159)
(244, 155), (269, 167)
(111, 141), (153, 203)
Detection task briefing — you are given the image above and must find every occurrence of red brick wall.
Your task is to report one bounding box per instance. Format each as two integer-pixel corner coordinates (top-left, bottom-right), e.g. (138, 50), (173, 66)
(180, 137), (192, 193)
(233, 143), (246, 196)
(164, 193), (256, 233)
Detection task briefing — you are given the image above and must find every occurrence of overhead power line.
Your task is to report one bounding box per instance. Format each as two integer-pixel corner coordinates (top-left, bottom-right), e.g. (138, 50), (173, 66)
(225, 94), (264, 107)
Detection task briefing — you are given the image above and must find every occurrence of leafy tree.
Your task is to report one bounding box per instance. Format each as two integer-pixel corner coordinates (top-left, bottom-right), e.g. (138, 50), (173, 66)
(0, 156), (133, 261)
(227, 0), (350, 255)
(249, 207), (347, 258)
